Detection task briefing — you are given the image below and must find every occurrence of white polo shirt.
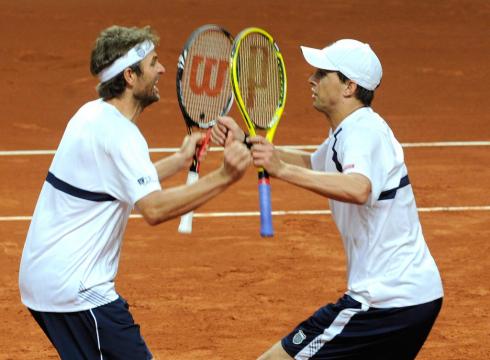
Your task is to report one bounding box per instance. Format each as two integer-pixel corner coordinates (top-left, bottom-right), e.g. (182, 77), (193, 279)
(311, 107), (443, 308)
(19, 99), (161, 312)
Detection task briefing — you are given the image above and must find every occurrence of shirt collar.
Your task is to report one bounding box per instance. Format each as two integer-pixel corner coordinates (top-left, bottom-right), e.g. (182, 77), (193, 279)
(335, 106), (372, 134)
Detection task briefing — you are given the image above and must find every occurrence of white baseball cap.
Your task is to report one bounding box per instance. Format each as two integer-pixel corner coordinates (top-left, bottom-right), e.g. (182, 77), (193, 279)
(300, 39), (382, 91)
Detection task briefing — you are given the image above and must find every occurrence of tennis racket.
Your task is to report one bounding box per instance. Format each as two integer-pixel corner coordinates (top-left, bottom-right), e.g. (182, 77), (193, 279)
(177, 24), (234, 233)
(230, 27), (287, 237)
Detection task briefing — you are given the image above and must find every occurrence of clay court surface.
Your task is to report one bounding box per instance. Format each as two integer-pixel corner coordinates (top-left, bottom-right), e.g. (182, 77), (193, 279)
(1, 0), (489, 359)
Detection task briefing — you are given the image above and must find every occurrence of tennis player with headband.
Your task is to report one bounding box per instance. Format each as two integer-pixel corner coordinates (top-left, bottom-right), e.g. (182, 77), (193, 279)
(213, 39), (443, 359)
(19, 25), (251, 359)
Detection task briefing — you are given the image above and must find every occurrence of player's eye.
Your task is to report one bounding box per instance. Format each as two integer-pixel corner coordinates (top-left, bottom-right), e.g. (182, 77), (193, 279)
(314, 69), (328, 79)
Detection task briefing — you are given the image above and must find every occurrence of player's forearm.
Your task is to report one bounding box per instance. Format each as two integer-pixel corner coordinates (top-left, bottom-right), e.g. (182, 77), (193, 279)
(137, 167), (234, 225)
(153, 152), (186, 181)
(277, 148), (312, 168)
(277, 163), (371, 204)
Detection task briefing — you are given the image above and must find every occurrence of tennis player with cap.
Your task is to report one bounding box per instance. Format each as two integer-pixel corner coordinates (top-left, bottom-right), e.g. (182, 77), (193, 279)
(18, 25), (250, 359)
(213, 39), (443, 359)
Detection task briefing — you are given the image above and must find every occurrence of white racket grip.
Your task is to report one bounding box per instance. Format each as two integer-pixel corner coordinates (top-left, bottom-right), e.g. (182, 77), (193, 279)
(178, 171), (200, 234)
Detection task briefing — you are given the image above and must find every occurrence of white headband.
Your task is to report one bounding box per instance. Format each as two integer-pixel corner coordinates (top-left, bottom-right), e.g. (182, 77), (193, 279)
(98, 40), (155, 83)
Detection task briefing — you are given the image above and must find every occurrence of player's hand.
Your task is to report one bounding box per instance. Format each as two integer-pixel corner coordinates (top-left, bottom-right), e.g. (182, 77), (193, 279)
(249, 136), (284, 177)
(211, 116), (246, 146)
(178, 132), (206, 169)
(222, 131), (251, 181)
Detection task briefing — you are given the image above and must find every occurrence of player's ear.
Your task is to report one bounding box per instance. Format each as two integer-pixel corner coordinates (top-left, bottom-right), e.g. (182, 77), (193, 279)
(344, 80), (357, 97)
(123, 67), (137, 85)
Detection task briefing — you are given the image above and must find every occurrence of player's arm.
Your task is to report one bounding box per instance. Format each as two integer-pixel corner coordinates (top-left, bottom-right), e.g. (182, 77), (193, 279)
(249, 136), (370, 204)
(275, 165), (370, 204)
(136, 136), (250, 225)
(275, 147), (312, 169)
(153, 133), (205, 181)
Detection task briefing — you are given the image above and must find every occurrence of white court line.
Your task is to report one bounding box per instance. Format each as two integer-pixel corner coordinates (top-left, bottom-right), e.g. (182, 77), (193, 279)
(1, 141), (490, 156)
(1, 206), (490, 222)
(1, 142), (489, 221)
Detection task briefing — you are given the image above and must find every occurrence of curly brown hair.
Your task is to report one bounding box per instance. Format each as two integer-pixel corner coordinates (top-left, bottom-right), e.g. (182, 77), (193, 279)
(90, 25), (160, 100)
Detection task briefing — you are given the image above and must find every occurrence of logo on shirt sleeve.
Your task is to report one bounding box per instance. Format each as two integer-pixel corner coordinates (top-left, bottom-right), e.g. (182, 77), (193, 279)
(137, 176), (152, 185)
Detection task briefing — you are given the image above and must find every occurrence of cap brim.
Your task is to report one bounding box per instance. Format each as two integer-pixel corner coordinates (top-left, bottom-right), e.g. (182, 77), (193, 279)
(300, 46), (338, 71)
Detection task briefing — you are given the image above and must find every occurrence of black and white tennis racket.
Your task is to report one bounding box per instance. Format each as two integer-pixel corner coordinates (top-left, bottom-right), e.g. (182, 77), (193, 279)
(176, 24), (234, 233)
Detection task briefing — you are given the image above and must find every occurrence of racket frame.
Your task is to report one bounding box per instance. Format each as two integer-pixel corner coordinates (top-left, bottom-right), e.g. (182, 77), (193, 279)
(230, 27), (287, 237)
(176, 24), (234, 233)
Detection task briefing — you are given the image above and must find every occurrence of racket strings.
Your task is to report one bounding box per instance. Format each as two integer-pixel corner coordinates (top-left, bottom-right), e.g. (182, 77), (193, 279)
(181, 30), (232, 127)
(237, 35), (282, 129)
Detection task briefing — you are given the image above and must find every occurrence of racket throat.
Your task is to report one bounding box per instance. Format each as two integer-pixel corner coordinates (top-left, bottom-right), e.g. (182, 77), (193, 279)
(258, 170), (271, 184)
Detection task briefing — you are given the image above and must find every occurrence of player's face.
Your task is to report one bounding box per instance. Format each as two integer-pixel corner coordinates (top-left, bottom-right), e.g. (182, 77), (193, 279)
(133, 51), (165, 109)
(308, 69), (345, 114)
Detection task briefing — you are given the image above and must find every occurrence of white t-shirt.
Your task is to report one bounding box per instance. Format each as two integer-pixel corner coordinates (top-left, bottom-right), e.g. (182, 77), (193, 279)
(311, 107), (443, 308)
(19, 99), (161, 312)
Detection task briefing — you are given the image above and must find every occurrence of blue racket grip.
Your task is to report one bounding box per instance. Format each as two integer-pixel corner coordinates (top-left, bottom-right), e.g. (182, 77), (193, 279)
(258, 172), (274, 237)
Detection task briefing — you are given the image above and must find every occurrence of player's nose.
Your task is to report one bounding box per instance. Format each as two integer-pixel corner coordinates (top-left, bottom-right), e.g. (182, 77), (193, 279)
(158, 62), (165, 74)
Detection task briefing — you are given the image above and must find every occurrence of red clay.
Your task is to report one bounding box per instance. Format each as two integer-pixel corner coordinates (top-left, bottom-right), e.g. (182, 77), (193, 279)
(1, 1), (489, 359)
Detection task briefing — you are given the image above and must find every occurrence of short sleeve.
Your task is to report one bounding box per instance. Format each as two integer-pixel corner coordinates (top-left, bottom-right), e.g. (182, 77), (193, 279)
(340, 127), (396, 206)
(104, 129), (161, 205)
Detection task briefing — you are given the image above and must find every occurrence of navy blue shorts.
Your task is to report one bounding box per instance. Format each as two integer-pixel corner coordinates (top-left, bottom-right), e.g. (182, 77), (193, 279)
(29, 296), (152, 360)
(281, 294), (442, 360)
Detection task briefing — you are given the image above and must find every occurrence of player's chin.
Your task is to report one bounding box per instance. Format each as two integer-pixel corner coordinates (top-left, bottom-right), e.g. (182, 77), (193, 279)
(151, 86), (160, 100)
(312, 102), (322, 112)
(149, 88), (161, 102)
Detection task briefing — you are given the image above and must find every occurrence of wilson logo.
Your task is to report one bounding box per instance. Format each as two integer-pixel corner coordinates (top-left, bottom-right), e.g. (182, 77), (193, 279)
(189, 56), (228, 97)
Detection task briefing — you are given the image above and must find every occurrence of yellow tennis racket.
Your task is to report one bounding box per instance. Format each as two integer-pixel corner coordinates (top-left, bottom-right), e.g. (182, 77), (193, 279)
(230, 27), (287, 237)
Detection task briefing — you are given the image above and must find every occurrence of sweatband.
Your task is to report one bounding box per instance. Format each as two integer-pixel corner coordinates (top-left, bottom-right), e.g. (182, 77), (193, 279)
(98, 40), (155, 83)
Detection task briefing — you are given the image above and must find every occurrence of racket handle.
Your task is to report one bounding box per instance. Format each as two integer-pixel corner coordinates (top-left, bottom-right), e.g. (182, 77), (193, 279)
(258, 171), (274, 237)
(196, 128), (212, 162)
(178, 170), (200, 234)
